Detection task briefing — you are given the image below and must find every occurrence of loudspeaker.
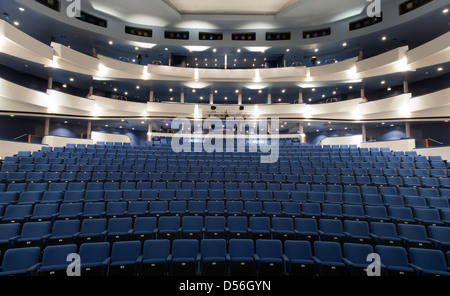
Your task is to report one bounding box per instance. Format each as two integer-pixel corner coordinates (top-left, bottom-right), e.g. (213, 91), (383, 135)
(239, 106), (244, 111)
(211, 106), (216, 111)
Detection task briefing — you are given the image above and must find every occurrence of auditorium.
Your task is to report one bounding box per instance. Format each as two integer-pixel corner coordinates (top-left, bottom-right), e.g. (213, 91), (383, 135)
(0, 0), (449, 282)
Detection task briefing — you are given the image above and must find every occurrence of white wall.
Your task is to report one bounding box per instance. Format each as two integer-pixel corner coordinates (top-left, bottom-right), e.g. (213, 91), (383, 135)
(361, 139), (416, 152)
(0, 140), (44, 158)
(320, 135), (363, 147)
(42, 136), (94, 147)
(415, 147), (450, 162)
(91, 132), (132, 144)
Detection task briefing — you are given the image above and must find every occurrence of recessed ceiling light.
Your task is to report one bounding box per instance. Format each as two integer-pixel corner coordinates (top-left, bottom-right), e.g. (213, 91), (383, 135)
(322, 94), (326, 98)
(200, 97), (203, 100)
(214, 90), (218, 94)
(332, 91), (336, 95)
(344, 127), (348, 130)
(329, 128), (333, 131)
(308, 98), (312, 101)
(244, 59), (247, 62)
(278, 98), (282, 102)
(132, 59), (136, 63)
(13, 21), (19, 26)
(19, 7), (25, 12)
(314, 48), (319, 52)
(224, 97), (228, 100)
(192, 89), (196, 93)
(342, 42), (347, 47)
(437, 67), (443, 71)
(282, 89), (286, 93)
(119, 126), (122, 129)
(132, 128), (135, 130)
(387, 87), (392, 91)
(135, 47), (139, 50)
(381, 36), (387, 41)
(316, 129), (319, 132)
(69, 78), (74, 82)
(170, 97), (173, 101)
(381, 81), (386, 85)
(165, 123), (169, 126)
(108, 41), (113, 45)
(62, 84), (67, 88)
(121, 119), (124, 122)
(312, 88), (316, 92)
(136, 86), (140, 89)
(237, 49), (241, 53)
(113, 88), (117, 92)
(235, 90), (239, 93)
(382, 122), (386, 125)
(258, 90), (262, 94)
(390, 124), (394, 127)
(124, 92), (128, 95)
(141, 121), (145, 124)
(205, 58), (208, 61)
(286, 49), (290, 52)
(64, 121), (68, 124)
(307, 123), (311, 126)
(205, 64), (208, 66)
(165, 48), (168, 51)
(443, 8), (449, 14)
(105, 125), (109, 127)
(212, 48), (217, 52)
(349, 86), (353, 89)
(248, 97), (252, 101)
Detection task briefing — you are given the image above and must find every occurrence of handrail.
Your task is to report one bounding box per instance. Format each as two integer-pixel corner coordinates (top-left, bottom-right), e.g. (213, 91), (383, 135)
(13, 133), (27, 141)
(428, 138), (444, 145)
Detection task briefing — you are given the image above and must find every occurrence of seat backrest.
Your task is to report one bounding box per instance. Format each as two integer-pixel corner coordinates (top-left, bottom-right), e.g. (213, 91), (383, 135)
(249, 217), (270, 230)
(294, 218), (318, 232)
(0, 223), (20, 239)
(41, 244), (78, 266)
(79, 242), (110, 264)
(158, 216), (180, 230)
(107, 217), (132, 232)
(284, 241), (312, 260)
(52, 220), (80, 235)
(1, 247), (41, 272)
(229, 239), (254, 259)
(375, 245), (409, 267)
(343, 243), (373, 264)
(256, 239), (283, 259)
(81, 218), (107, 234)
(313, 241), (342, 262)
(172, 239), (198, 259)
(398, 224), (428, 240)
(409, 248), (448, 272)
(428, 226), (450, 243)
(143, 240), (170, 260)
(370, 222), (397, 237)
(20, 221), (51, 238)
(182, 216), (203, 230)
(111, 241), (141, 262)
(344, 220), (369, 236)
(205, 216), (225, 230)
(272, 217), (294, 231)
(319, 219), (343, 233)
(201, 239), (227, 258)
(134, 217), (157, 232)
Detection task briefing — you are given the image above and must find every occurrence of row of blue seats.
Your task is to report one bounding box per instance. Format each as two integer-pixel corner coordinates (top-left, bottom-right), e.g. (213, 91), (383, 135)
(1, 216), (449, 251)
(2, 160), (449, 174)
(2, 172), (450, 188)
(1, 202), (449, 236)
(0, 180), (448, 194)
(1, 184), (450, 206)
(5, 239), (448, 276)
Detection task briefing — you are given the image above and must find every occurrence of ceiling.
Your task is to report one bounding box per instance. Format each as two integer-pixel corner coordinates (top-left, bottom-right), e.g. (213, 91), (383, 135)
(85, 0), (373, 29)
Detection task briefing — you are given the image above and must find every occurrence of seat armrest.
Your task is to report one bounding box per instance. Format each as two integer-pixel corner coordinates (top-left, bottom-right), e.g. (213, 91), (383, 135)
(312, 256), (322, 265)
(342, 258), (353, 267)
(26, 263), (41, 276)
(409, 263), (424, 275)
